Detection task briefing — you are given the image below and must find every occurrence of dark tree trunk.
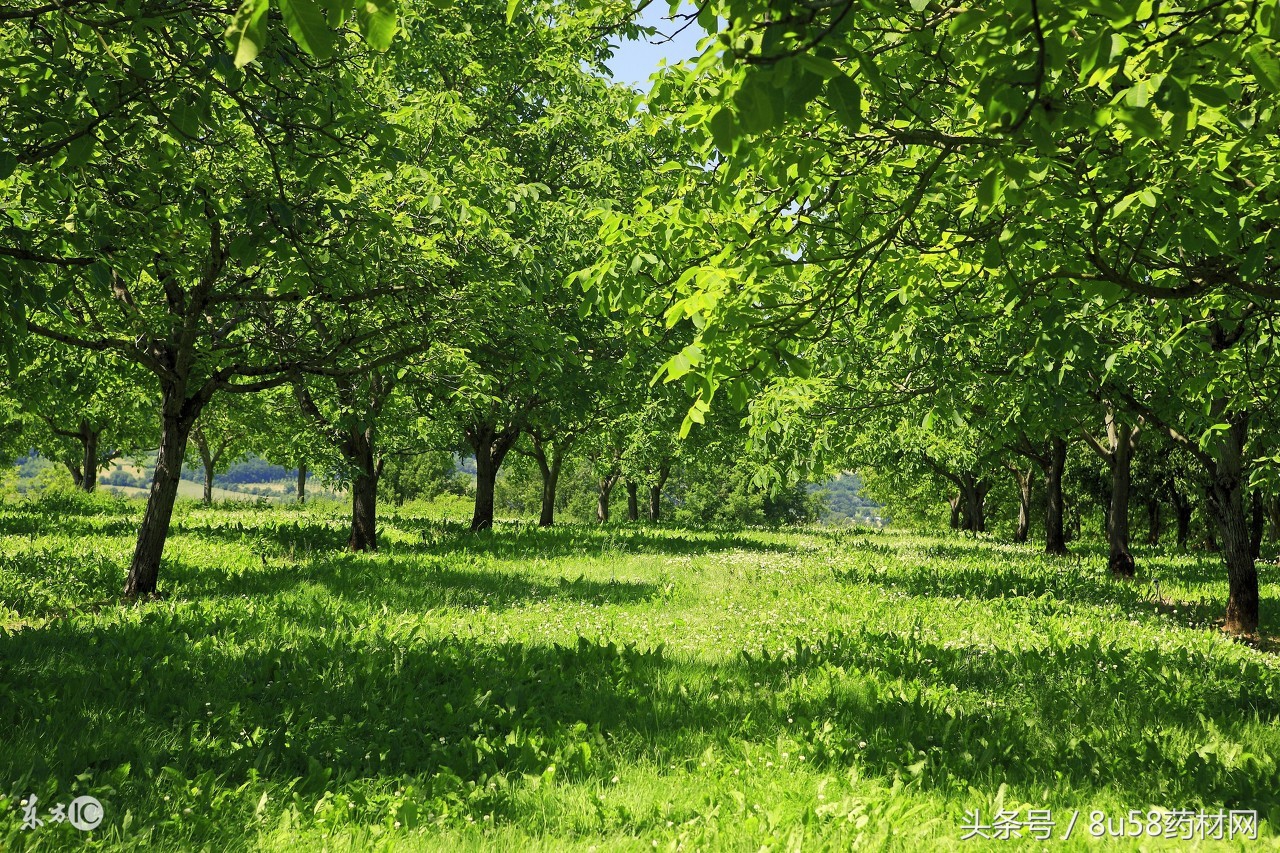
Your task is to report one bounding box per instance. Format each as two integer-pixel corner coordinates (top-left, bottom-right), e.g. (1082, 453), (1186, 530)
(194, 429), (216, 505)
(626, 481), (639, 522)
(1145, 496), (1162, 546)
(1202, 421), (1258, 634)
(297, 462), (307, 504)
(80, 423), (99, 492)
(1012, 467), (1033, 543)
(1043, 437), (1068, 555)
(648, 463), (670, 523)
(948, 493), (962, 530)
(124, 399), (197, 599)
(66, 462), (85, 489)
(473, 450), (497, 531)
(345, 429), (379, 551)
(957, 474), (989, 533)
(1170, 485), (1193, 551)
(532, 439), (563, 528)
(1106, 420), (1136, 578)
(467, 424), (518, 532)
(1249, 491), (1264, 562)
(1269, 496), (1280, 544)
(597, 473), (618, 523)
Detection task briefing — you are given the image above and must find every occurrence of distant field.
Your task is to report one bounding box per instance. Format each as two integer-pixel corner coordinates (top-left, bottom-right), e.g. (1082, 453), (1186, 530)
(1, 495), (1277, 850)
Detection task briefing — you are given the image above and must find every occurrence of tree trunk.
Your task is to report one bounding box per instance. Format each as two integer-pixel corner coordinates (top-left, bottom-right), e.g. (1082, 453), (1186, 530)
(597, 473), (618, 523)
(1145, 496), (1162, 546)
(948, 494), (962, 530)
(1012, 467), (1032, 543)
(1170, 485), (1193, 550)
(345, 429), (379, 551)
(1269, 496), (1280, 544)
(1202, 420), (1258, 635)
(66, 462), (85, 489)
(533, 439), (562, 528)
(626, 481), (639, 522)
(648, 463), (670, 523)
(80, 423), (99, 493)
(297, 462), (307, 504)
(1249, 491), (1264, 562)
(124, 400), (197, 599)
(193, 428), (216, 505)
(1044, 437), (1068, 555)
(467, 424), (518, 532)
(958, 474), (989, 533)
(1106, 418), (1136, 578)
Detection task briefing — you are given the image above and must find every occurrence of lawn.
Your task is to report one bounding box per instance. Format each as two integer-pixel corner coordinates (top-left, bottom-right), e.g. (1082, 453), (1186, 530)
(1, 493), (1278, 850)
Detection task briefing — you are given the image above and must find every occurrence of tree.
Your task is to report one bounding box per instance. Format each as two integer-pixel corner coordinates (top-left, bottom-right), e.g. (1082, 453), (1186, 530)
(8, 8), (403, 596)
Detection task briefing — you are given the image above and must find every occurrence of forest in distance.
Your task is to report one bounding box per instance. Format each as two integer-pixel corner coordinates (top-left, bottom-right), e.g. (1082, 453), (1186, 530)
(3, 0), (1280, 848)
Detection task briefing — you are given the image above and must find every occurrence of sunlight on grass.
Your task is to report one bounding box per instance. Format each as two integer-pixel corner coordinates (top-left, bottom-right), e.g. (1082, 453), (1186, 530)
(1, 494), (1278, 849)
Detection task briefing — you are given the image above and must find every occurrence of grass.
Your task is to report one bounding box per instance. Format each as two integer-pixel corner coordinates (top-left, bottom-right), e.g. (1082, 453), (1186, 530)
(1, 492), (1278, 850)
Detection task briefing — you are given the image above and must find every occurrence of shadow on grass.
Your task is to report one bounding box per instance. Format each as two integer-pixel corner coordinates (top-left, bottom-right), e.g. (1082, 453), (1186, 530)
(175, 515), (795, 563)
(829, 539), (1267, 628)
(2, 609), (1278, 844)
(168, 552), (663, 611)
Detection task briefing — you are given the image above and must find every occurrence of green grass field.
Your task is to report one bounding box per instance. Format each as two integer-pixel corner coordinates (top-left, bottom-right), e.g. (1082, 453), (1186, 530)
(1, 494), (1278, 850)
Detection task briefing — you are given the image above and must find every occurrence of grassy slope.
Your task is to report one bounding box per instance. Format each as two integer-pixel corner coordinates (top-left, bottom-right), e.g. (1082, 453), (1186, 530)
(0, 495), (1278, 851)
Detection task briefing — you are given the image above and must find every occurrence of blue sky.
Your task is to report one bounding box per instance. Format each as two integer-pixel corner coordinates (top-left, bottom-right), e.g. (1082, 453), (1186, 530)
(603, 3), (706, 91)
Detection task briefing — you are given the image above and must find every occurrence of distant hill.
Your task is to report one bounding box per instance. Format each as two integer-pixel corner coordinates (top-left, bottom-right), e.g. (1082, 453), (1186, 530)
(810, 472), (884, 525)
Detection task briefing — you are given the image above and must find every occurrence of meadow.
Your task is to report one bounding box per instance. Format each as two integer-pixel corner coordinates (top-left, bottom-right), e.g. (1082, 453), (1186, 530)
(1, 493), (1278, 850)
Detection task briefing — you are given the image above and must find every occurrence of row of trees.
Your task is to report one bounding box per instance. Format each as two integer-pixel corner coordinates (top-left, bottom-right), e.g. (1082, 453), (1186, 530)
(3, 1), (1277, 637)
(580, 1), (1280, 634)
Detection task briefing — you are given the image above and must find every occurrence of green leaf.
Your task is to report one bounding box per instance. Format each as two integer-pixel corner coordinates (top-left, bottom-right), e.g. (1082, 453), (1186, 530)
(977, 169), (1002, 209)
(225, 0), (269, 68)
(357, 0), (398, 51)
(506, 0), (520, 24)
(827, 74), (862, 131)
(1246, 43), (1280, 93)
(708, 107), (739, 151)
(0, 152), (17, 181)
(279, 0), (337, 60)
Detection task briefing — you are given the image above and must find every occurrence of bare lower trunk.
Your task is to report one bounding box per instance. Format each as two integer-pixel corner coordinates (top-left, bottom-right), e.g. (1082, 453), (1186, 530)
(297, 462), (307, 504)
(1145, 496), (1162, 546)
(626, 481), (639, 522)
(1171, 486), (1193, 551)
(194, 428), (215, 505)
(1249, 491), (1264, 562)
(958, 474), (989, 533)
(533, 440), (563, 528)
(467, 424), (518, 532)
(1044, 437), (1068, 555)
(1107, 426), (1135, 578)
(948, 494), (961, 530)
(648, 464), (670, 523)
(1202, 421), (1258, 635)
(597, 473), (618, 524)
(124, 403), (196, 598)
(473, 451), (496, 531)
(81, 425), (99, 492)
(1012, 468), (1032, 543)
(66, 462), (85, 489)
(349, 469), (377, 551)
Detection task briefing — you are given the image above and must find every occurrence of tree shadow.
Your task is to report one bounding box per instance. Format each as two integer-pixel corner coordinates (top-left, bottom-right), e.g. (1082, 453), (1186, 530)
(829, 539), (1267, 629)
(2, 611), (1277, 845)
(165, 551), (663, 612)
(176, 515), (796, 563)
